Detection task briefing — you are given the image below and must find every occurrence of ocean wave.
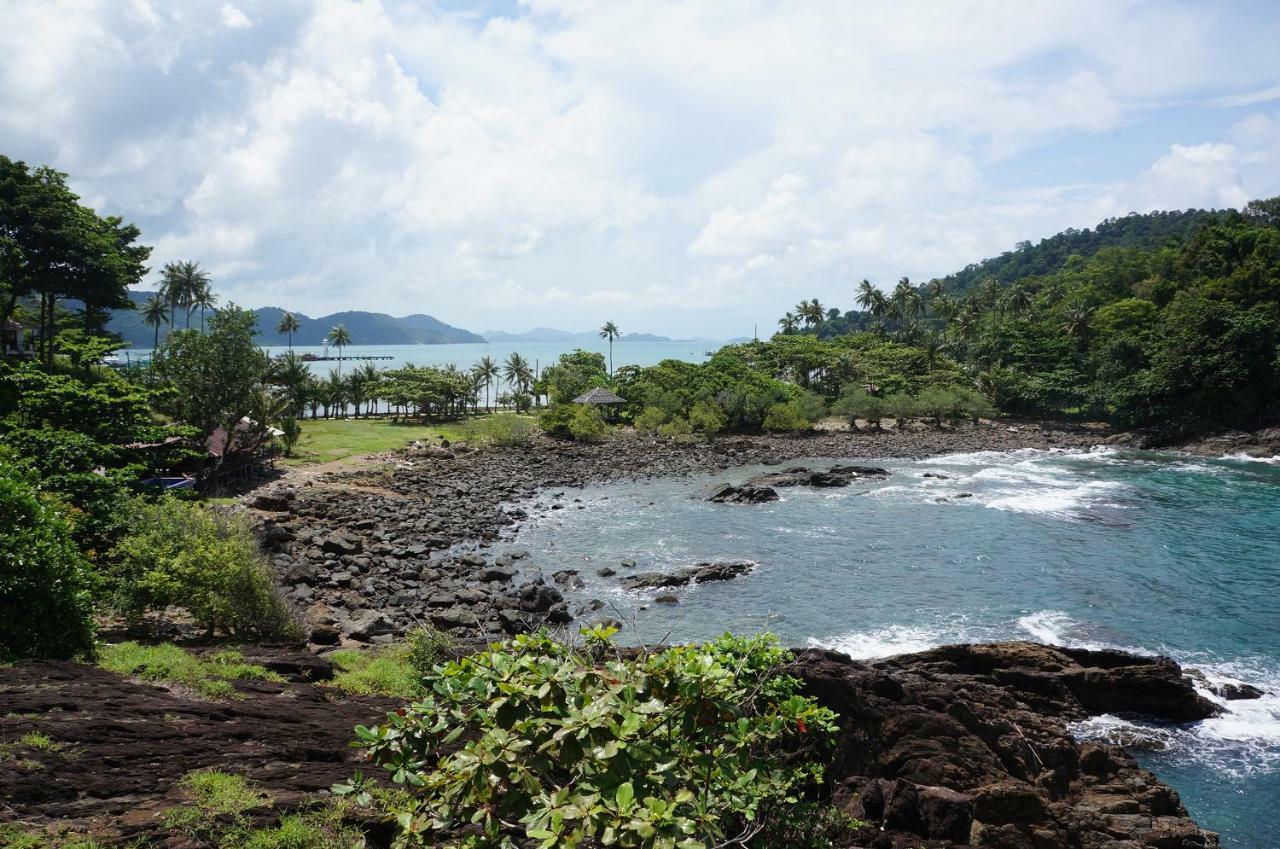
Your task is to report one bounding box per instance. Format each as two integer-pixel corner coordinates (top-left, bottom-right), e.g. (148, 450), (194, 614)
(807, 624), (947, 659)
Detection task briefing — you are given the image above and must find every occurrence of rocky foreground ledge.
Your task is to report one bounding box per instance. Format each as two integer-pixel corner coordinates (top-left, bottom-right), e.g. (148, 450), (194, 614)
(0, 640), (1227, 847)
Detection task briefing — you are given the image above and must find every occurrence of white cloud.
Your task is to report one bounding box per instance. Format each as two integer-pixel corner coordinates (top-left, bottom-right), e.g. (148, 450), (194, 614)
(220, 4), (252, 29)
(1, 0), (1279, 336)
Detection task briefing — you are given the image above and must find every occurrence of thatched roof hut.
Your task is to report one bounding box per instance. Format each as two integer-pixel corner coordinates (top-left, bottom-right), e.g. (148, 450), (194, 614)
(572, 387), (626, 406)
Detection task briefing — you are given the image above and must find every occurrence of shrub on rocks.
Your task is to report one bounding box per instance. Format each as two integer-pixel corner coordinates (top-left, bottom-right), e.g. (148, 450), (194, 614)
(342, 628), (837, 849)
(762, 400), (812, 432)
(469, 413), (539, 447)
(109, 497), (300, 641)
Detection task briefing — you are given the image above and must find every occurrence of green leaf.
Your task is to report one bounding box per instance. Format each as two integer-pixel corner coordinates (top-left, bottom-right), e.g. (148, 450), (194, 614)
(615, 781), (634, 811)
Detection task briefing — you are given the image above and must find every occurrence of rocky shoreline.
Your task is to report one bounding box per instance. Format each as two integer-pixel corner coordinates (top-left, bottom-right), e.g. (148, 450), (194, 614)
(249, 420), (1111, 647)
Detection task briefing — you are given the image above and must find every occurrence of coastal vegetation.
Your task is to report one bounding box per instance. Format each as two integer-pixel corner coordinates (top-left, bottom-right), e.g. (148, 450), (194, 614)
(343, 627), (842, 849)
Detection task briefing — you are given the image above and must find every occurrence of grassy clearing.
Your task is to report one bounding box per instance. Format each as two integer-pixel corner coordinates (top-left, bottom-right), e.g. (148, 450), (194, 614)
(326, 625), (452, 699)
(282, 417), (474, 465)
(98, 642), (283, 700)
(0, 825), (128, 848)
(327, 647), (422, 699)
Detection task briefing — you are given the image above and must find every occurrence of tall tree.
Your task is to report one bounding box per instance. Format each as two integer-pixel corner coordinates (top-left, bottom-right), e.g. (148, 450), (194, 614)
(0, 156), (148, 367)
(141, 295), (169, 350)
(277, 311), (300, 352)
(473, 355), (499, 412)
(599, 320), (620, 377)
(193, 279), (218, 332)
(327, 323), (351, 375)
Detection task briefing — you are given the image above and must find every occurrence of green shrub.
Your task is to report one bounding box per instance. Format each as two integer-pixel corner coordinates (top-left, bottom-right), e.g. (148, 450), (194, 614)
(99, 642), (283, 699)
(568, 405), (609, 443)
(279, 416), (302, 456)
(633, 405), (669, 435)
(832, 386), (885, 430)
(406, 624), (453, 675)
(882, 393), (918, 423)
(762, 401), (811, 432)
(538, 404), (577, 439)
(795, 391), (827, 423)
(468, 414), (538, 447)
(656, 414), (693, 441)
(109, 499), (299, 640)
(0, 457), (96, 662)
(686, 398), (727, 437)
(342, 629), (837, 849)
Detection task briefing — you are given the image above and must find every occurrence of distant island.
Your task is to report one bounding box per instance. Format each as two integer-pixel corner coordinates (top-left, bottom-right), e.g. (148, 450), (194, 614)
(484, 327), (721, 345)
(107, 293), (483, 348)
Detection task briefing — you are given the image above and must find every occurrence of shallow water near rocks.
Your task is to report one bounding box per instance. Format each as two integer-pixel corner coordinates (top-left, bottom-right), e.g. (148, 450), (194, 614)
(491, 448), (1280, 848)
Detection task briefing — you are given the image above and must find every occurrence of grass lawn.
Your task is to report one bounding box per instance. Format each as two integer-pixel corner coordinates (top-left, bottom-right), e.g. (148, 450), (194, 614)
(283, 417), (475, 466)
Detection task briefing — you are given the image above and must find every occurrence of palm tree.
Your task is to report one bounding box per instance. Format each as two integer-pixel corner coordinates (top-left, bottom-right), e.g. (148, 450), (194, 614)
(277, 311), (300, 352)
(1060, 304), (1091, 345)
(357, 363), (381, 416)
(503, 352), (533, 408)
(327, 324), (351, 375)
(922, 331), (947, 369)
(599, 321), (621, 377)
(855, 279), (878, 312)
(271, 351), (312, 417)
(473, 355), (499, 411)
(159, 260), (210, 331)
(346, 371), (368, 418)
(778, 312), (799, 334)
(193, 281), (217, 332)
(324, 369), (347, 418)
(141, 295), (169, 349)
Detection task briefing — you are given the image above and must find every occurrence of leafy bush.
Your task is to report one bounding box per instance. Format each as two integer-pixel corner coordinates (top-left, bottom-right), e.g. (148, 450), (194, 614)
(656, 414), (693, 441)
(762, 401), (811, 432)
(406, 624), (454, 675)
(538, 404), (577, 439)
(0, 457), (96, 662)
(279, 416), (302, 456)
(343, 629), (837, 849)
(881, 393), (918, 423)
(633, 406), (669, 435)
(469, 414), (538, 447)
(109, 498), (299, 640)
(568, 405), (609, 443)
(686, 398), (727, 437)
(832, 387), (885, 430)
(794, 391), (827, 423)
(98, 642), (283, 700)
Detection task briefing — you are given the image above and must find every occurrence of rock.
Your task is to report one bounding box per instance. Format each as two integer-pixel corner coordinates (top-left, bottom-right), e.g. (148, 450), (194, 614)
(552, 569), (581, 585)
(479, 567), (515, 582)
(620, 559), (637, 568)
(745, 464), (889, 489)
(596, 567), (617, 578)
(344, 611), (394, 642)
(654, 594), (679, 604)
(705, 483), (779, 504)
(621, 571), (690, 591)
(692, 561), (753, 582)
(247, 489), (295, 511)
(308, 625), (340, 646)
(321, 535), (362, 556)
(1207, 681), (1264, 701)
(430, 607), (474, 630)
(460, 552), (487, 568)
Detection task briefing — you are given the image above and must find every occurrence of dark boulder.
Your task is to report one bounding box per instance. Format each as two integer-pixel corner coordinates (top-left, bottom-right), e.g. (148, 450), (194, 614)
(705, 483), (779, 504)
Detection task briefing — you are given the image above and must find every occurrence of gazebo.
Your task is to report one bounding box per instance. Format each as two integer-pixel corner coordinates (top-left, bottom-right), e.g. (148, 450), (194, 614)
(572, 387), (626, 421)
(2, 319), (30, 358)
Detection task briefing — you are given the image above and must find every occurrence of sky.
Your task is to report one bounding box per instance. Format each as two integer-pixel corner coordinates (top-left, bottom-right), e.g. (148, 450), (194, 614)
(3, 1), (1280, 339)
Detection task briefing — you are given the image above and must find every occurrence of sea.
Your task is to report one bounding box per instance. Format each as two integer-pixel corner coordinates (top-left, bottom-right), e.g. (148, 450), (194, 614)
(115, 340), (715, 373)
(489, 448), (1280, 847)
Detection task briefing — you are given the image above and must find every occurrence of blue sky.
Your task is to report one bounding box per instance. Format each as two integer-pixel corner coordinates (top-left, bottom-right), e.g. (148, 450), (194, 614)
(2, 0), (1279, 338)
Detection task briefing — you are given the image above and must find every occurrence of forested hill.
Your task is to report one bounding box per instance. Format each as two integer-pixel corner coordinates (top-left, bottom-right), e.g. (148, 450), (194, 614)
(108, 293), (484, 348)
(938, 208), (1222, 294)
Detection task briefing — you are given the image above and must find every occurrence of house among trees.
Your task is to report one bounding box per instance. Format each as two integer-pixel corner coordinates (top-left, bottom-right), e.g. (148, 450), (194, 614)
(1, 319), (33, 359)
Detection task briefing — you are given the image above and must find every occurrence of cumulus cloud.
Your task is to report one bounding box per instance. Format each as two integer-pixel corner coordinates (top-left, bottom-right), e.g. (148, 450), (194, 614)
(1, 0), (1279, 336)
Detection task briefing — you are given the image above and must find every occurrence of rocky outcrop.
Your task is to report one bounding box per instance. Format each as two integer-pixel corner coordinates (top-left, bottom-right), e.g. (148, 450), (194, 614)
(704, 482), (780, 503)
(792, 641), (1222, 849)
(620, 561), (754, 591)
(746, 464), (890, 488)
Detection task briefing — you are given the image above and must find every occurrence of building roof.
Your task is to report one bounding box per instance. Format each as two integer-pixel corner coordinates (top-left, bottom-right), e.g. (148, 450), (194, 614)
(3, 319), (23, 331)
(572, 387), (626, 405)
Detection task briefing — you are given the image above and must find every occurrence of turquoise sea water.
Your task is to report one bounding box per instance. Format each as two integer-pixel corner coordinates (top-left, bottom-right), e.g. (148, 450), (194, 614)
(492, 449), (1280, 848)
(117, 340), (712, 373)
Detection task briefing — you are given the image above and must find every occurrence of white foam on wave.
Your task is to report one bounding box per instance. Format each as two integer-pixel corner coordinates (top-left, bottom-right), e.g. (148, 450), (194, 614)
(1221, 451), (1280, 466)
(808, 624), (946, 659)
(1017, 610), (1280, 776)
